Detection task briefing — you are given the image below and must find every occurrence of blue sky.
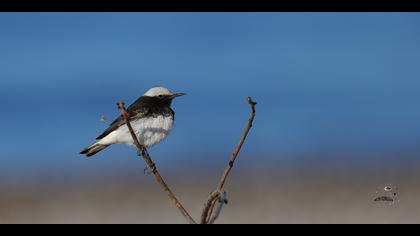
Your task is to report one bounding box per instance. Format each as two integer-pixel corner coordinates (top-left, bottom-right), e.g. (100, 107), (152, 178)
(0, 13), (420, 181)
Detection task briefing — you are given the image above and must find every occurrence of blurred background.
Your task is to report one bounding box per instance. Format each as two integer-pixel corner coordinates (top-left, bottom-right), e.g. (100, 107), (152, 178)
(1, 13), (420, 224)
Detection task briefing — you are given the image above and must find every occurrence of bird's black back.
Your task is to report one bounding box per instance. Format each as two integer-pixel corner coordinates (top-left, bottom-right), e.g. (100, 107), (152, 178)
(96, 96), (175, 140)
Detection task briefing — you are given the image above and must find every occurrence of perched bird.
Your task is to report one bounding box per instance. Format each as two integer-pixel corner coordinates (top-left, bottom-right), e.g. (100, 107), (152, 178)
(80, 87), (185, 157)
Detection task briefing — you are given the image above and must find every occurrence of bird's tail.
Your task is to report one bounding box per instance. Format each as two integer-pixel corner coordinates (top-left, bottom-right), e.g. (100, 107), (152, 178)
(80, 142), (110, 157)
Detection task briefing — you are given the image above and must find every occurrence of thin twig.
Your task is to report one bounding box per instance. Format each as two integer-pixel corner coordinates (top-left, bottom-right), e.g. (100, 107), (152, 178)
(206, 196), (219, 223)
(200, 96), (257, 224)
(117, 100), (197, 224)
(201, 191), (220, 224)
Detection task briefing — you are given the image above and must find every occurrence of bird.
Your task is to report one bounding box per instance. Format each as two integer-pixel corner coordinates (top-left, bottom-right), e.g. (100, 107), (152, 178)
(80, 87), (186, 157)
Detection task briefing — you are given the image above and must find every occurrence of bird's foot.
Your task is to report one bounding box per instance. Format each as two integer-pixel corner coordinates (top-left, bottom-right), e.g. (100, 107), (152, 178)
(143, 166), (152, 176)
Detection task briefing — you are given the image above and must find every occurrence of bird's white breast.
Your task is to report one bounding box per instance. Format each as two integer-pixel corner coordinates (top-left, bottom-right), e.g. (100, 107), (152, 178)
(98, 115), (174, 148)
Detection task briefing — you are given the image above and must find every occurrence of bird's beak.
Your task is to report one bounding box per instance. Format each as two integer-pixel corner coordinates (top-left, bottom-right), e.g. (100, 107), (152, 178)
(171, 93), (186, 98)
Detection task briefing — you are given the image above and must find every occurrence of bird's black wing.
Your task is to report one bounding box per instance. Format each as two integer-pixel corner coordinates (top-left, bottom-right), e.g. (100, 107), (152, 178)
(95, 97), (150, 140)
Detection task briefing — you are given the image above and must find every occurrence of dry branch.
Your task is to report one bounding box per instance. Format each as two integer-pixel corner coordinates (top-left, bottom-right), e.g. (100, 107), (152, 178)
(117, 101), (197, 224)
(115, 96), (256, 224)
(200, 96), (257, 224)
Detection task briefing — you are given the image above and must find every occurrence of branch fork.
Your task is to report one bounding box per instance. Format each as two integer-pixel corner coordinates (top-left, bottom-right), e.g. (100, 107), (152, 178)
(116, 97), (257, 224)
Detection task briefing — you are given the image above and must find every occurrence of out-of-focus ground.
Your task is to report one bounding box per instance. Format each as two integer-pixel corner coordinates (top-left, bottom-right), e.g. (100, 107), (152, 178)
(1, 154), (419, 224)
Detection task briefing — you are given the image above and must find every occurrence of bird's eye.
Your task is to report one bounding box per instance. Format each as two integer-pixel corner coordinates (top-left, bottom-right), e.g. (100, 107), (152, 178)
(158, 95), (163, 98)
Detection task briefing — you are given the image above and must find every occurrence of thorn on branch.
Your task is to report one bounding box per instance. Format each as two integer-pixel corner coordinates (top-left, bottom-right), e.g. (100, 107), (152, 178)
(228, 161), (234, 168)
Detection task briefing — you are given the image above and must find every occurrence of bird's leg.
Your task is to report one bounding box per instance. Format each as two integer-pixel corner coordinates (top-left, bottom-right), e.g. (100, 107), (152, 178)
(142, 148), (150, 157)
(137, 147), (156, 175)
(149, 162), (157, 174)
(137, 149), (151, 175)
(143, 164), (157, 175)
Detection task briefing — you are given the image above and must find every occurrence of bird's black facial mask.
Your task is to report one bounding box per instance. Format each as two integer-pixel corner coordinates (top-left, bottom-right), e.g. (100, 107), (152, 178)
(156, 93), (186, 106)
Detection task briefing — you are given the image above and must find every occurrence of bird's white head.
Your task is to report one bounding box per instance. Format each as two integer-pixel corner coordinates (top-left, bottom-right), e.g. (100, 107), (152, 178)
(143, 87), (172, 97)
(143, 87), (186, 98)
